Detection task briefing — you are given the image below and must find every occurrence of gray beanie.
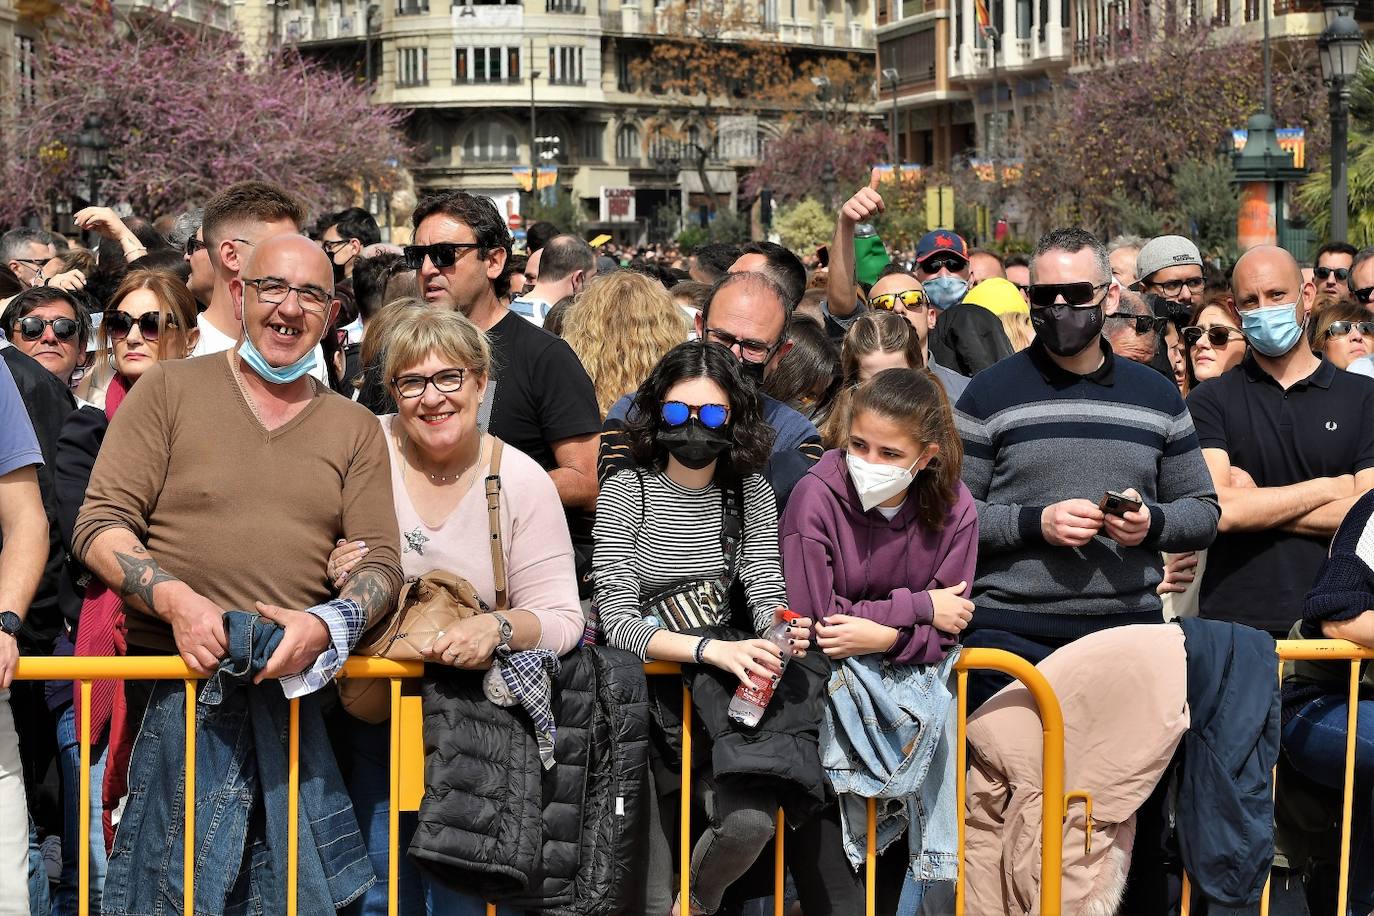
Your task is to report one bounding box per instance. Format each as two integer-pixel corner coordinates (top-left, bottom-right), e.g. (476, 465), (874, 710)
(1134, 235), (1202, 288)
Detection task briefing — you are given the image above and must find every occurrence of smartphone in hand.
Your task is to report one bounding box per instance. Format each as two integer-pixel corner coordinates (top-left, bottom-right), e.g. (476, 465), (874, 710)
(1098, 490), (1143, 517)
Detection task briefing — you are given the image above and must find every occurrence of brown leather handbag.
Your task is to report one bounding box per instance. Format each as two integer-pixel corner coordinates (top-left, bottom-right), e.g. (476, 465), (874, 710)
(339, 438), (508, 723)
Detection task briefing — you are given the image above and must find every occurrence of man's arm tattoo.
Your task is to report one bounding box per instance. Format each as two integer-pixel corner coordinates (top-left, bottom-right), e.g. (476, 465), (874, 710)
(340, 570), (392, 623)
(114, 545), (178, 612)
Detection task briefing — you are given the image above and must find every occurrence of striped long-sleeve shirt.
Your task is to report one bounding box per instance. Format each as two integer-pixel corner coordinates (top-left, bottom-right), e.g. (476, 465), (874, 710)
(954, 340), (1219, 638)
(591, 468), (788, 660)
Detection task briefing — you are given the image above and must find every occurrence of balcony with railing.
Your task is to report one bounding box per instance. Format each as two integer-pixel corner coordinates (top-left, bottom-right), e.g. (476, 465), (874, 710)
(116, 0), (235, 31)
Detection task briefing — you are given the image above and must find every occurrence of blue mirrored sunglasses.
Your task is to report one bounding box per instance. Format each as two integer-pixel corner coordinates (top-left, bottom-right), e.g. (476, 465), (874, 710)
(661, 400), (730, 429)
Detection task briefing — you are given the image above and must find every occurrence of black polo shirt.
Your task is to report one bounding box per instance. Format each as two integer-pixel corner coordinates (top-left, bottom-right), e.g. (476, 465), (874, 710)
(1186, 354), (1374, 631)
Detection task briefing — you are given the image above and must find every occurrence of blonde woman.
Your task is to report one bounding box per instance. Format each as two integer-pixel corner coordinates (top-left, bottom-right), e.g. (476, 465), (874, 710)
(329, 306), (583, 916)
(562, 271), (689, 416)
(998, 311), (1034, 352)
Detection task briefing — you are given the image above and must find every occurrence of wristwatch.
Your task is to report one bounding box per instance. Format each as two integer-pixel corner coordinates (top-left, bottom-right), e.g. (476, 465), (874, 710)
(0, 611), (21, 637)
(491, 612), (514, 649)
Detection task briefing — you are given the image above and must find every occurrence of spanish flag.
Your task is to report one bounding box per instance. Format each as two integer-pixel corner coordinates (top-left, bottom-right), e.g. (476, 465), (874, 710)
(975, 0), (992, 34)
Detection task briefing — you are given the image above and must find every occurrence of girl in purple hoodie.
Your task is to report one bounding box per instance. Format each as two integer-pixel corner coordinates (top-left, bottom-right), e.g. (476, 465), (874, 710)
(783, 367), (977, 666)
(780, 368), (977, 910)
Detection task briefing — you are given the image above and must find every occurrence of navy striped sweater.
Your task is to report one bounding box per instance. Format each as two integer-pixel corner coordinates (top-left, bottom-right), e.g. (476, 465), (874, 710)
(954, 341), (1220, 638)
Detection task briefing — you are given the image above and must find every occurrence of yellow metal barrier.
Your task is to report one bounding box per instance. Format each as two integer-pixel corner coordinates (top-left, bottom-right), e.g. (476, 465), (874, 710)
(1174, 639), (1374, 916)
(14, 650), (1066, 916)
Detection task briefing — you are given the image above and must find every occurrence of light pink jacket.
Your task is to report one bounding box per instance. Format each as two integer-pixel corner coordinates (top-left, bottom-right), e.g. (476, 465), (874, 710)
(964, 624), (1189, 915)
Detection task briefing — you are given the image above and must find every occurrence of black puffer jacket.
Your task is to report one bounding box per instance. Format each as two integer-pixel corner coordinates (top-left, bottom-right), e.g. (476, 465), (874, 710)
(411, 645), (650, 914)
(651, 627), (830, 827)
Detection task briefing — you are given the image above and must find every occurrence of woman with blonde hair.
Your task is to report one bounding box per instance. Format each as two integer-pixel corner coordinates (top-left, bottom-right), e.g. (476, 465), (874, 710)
(562, 271), (689, 416)
(819, 310), (923, 449)
(328, 306), (583, 916)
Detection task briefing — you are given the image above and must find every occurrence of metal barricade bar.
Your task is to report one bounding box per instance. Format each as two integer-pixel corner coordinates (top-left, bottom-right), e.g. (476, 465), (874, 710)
(14, 652), (1064, 915)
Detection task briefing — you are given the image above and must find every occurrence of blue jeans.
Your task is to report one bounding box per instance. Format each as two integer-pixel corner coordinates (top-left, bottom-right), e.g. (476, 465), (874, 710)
(335, 717), (521, 916)
(105, 613), (373, 915)
(338, 720), (424, 916)
(52, 704), (106, 916)
(1282, 694), (1374, 914)
(26, 817), (46, 916)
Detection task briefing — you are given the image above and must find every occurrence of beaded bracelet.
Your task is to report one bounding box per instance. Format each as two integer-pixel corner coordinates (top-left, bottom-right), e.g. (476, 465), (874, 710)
(693, 637), (712, 665)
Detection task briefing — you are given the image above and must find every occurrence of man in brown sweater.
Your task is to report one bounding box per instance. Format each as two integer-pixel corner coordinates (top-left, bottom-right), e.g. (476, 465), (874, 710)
(73, 233), (402, 682)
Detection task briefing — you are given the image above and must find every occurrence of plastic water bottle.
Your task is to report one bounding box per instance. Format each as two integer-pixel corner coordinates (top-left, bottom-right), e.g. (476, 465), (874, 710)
(728, 609), (801, 727)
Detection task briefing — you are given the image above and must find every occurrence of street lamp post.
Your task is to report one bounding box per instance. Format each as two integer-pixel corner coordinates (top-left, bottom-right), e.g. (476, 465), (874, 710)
(528, 38), (542, 215)
(1318, 2), (1364, 243)
(821, 160), (837, 210)
(882, 66), (900, 166)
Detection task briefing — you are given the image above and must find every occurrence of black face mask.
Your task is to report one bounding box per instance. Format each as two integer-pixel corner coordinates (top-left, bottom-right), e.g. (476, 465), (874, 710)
(331, 256), (351, 285)
(658, 419), (732, 470)
(738, 358), (767, 386)
(1030, 303), (1104, 357)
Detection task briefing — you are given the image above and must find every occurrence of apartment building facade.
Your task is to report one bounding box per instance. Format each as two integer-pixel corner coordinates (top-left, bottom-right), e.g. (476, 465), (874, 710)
(272, 0), (877, 240)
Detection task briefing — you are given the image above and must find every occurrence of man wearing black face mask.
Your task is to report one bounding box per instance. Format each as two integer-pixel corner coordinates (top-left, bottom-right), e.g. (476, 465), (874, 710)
(319, 207), (379, 285)
(600, 272), (823, 508)
(954, 227), (1218, 709)
(955, 228), (1219, 913)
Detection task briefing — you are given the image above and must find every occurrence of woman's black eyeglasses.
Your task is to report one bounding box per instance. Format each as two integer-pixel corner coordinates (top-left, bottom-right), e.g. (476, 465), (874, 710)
(15, 316), (78, 341)
(392, 368), (467, 399)
(105, 310), (177, 342)
(402, 243), (482, 270)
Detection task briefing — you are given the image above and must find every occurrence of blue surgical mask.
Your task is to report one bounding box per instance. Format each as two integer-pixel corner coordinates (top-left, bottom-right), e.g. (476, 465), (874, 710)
(922, 275), (969, 311)
(237, 287), (320, 384)
(1240, 301), (1304, 358)
(238, 334), (318, 384)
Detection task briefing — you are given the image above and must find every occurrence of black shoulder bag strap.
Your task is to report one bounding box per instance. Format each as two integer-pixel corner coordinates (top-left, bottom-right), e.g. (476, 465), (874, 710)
(717, 475), (744, 591)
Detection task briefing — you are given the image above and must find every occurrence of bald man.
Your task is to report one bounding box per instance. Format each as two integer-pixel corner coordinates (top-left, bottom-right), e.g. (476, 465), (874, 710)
(1186, 245), (1374, 636)
(73, 231), (402, 908)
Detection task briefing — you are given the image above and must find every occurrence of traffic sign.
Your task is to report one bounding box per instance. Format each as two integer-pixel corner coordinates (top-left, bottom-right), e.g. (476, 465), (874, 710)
(508, 213), (524, 230)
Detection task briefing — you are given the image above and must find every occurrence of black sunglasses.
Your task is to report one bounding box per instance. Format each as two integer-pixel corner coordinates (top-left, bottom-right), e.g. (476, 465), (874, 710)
(1182, 325), (1244, 348)
(184, 237), (206, 258)
(1324, 320), (1374, 340)
(918, 256), (967, 275)
(1105, 313), (1169, 335)
(1314, 266), (1350, 282)
(1027, 282), (1108, 308)
(402, 243), (482, 270)
(15, 316), (78, 341)
(1353, 286), (1374, 304)
(105, 310), (176, 342)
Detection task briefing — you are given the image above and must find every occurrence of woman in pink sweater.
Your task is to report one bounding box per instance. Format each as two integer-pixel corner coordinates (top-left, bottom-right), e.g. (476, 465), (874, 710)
(328, 306), (583, 916)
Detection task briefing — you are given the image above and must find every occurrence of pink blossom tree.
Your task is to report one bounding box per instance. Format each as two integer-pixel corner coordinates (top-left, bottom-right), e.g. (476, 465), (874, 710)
(744, 122), (891, 207)
(0, 6), (412, 225)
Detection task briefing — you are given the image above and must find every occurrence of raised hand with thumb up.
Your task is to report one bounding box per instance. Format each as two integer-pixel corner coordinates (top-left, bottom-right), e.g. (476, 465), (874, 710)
(840, 166), (886, 225)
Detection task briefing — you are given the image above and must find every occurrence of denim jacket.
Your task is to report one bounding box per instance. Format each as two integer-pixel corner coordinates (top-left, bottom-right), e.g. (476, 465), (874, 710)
(820, 649), (960, 887)
(102, 611), (374, 916)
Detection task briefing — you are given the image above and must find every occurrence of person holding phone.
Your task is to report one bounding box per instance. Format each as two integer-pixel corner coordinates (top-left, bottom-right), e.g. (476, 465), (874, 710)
(953, 227), (1220, 711)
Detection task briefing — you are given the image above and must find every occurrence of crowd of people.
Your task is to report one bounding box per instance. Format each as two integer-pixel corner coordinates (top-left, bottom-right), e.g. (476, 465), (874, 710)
(1, 168), (1374, 916)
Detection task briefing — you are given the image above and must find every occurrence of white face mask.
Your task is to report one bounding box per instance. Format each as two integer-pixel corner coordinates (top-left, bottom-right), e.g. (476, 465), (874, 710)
(846, 452), (920, 512)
